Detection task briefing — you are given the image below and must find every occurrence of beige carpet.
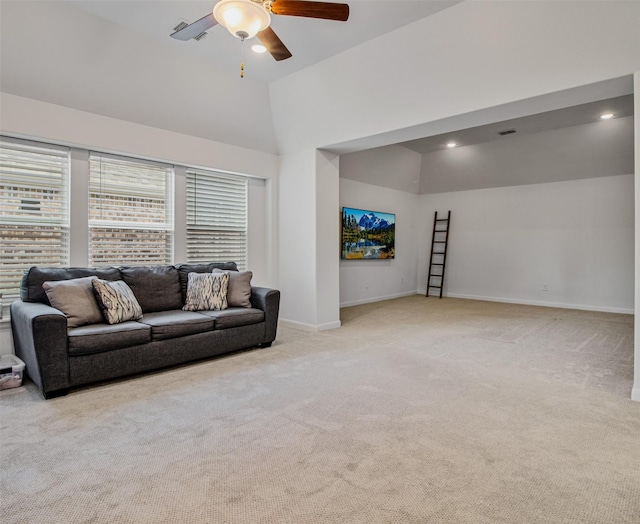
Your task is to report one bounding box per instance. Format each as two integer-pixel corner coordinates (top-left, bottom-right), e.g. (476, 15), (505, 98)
(1, 296), (639, 524)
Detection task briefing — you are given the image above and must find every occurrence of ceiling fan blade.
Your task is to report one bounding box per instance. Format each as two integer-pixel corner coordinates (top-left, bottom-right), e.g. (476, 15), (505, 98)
(170, 13), (218, 41)
(257, 27), (293, 61)
(270, 0), (349, 22)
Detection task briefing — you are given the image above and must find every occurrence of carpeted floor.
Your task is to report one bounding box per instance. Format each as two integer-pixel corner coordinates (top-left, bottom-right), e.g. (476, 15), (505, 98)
(1, 296), (639, 524)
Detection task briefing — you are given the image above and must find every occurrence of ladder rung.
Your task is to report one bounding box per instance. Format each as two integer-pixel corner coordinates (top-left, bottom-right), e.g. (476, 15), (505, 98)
(436, 219), (449, 222)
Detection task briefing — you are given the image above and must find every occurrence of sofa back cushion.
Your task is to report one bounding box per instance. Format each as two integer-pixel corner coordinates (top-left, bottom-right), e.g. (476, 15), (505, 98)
(176, 262), (238, 302)
(21, 267), (122, 305)
(120, 265), (183, 313)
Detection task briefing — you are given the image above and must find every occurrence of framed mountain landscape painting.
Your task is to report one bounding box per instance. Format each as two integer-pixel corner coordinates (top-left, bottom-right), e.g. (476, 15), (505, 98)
(341, 207), (395, 259)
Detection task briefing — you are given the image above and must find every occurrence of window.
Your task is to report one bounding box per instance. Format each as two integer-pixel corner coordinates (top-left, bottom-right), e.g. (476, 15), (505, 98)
(0, 138), (70, 300)
(89, 153), (174, 266)
(186, 169), (248, 270)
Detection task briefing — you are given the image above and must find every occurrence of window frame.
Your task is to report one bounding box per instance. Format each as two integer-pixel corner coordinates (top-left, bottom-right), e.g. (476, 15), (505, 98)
(0, 136), (71, 301)
(88, 152), (175, 267)
(186, 168), (248, 270)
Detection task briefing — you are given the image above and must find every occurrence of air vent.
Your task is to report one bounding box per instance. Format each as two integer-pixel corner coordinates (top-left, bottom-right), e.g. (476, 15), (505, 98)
(497, 128), (517, 136)
(173, 21), (189, 32)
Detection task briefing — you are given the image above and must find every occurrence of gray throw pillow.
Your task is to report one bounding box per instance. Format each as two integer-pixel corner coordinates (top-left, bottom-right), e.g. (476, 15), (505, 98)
(212, 268), (253, 307)
(43, 276), (104, 328)
(212, 269), (253, 308)
(183, 272), (229, 312)
(92, 279), (143, 324)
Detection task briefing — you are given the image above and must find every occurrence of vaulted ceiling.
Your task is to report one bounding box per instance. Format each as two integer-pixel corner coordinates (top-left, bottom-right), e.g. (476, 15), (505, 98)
(1, 1), (636, 165)
(0, 1), (460, 154)
(67, 0), (461, 84)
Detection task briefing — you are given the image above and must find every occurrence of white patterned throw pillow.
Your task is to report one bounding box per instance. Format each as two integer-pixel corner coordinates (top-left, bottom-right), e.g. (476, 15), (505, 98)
(92, 279), (143, 324)
(183, 272), (229, 311)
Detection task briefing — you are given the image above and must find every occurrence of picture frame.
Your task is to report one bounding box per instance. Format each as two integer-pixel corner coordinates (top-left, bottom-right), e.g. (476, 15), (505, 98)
(341, 207), (395, 260)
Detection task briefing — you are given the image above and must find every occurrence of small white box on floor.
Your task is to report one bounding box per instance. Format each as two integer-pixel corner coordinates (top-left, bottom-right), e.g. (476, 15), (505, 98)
(0, 354), (25, 390)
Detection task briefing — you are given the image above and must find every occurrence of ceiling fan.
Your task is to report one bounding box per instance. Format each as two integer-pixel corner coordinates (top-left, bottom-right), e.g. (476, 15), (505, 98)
(171, 0), (350, 67)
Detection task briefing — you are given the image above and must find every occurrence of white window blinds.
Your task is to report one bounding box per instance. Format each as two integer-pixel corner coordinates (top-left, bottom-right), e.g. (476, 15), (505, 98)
(0, 138), (70, 299)
(89, 153), (174, 267)
(186, 169), (248, 270)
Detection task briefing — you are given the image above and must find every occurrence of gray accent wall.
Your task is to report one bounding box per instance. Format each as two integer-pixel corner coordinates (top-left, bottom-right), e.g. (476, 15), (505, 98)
(418, 117), (634, 194)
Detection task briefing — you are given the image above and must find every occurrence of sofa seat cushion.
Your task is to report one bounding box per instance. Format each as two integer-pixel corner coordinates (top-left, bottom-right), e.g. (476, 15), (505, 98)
(137, 310), (214, 341)
(68, 322), (151, 356)
(199, 307), (265, 329)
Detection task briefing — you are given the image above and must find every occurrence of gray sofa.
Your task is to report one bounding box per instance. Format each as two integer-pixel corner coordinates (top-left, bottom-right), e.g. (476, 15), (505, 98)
(10, 262), (280, 399)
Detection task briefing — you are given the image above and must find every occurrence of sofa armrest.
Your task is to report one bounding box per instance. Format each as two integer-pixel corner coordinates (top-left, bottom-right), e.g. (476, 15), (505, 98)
(10, 300), (69, 396)
(250, 287), (280, 344)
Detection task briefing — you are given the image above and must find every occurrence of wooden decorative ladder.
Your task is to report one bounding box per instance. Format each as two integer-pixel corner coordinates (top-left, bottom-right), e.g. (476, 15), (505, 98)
(426, 210), (451, 298)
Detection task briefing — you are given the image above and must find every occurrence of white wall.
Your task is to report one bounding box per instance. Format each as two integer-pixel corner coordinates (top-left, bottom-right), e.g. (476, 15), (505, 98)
(277, 149), (341, 330)
(248, 178), (269, 287)
(0, 315), (12, 354)
(278, 149), (319, 327)
(411, 115), (635, 313)
(339, 178), (420, 307)
(341, 145), (422, 194)
(315, 151), (341, 329)
(339, 143), (422, 306)
(633, 71), (640, 402)
(0, 94), (278, 180)
(417, 175), (634, 313)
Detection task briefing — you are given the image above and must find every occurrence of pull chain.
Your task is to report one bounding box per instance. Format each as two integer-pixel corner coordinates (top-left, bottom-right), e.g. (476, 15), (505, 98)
(239, 34), (246, 78)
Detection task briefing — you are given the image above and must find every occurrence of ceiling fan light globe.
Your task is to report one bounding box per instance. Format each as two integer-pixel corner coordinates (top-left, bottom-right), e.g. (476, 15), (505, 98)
(213, 0), (271, 40)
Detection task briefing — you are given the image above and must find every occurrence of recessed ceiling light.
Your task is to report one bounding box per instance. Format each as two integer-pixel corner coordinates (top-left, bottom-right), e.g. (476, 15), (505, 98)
(600, 112), (614, 120)
(252, 44), (267, 54)
(446, 142), (457, 148)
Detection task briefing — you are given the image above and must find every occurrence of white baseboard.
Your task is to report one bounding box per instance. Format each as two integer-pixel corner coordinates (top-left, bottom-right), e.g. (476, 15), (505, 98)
(317, 321), (342, 331)
(340, 291), (419, 308)
(431, 292), (634, 315)
(279, 319), (341, 332)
